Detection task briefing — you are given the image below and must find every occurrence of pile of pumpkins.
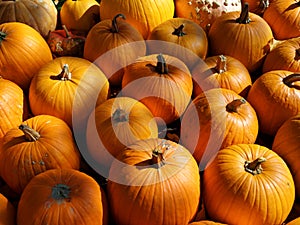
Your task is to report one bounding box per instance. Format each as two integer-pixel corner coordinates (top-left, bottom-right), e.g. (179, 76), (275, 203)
(0, 0), (299, 224)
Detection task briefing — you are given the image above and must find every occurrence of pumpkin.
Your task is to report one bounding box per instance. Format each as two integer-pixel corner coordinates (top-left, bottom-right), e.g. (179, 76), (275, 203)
(286, 217), (300, 225)
(121, 53), (193, 126)
(0, 77), (24, 139)
(60, 0), (100, 35)
(263, 0), (300, 40)
(180, 88), (259, 169)
(203, 144), (295, 225)
(147, 17), (208, 69)
(189, 221), (227, 225)
(0, 22), (53, 91)
(241, 0), (270, 15)
(174, 0), (242, 33)
(85, 96), (158, 177)
(29, 56), (110, 128)
(208, 2), (274, 73)
(107, 138), (200, 225)
(192, 55), (252, 98)
(272, 114), (300, 198)
(247, 70), (300, 136)
(83, 14), (146, 86)
(17, 168), (108, 225)
(262, 37), (300, 73)
(0, 193), (16, 225)
(0, 115), (81, 194)
(99, 0), (175, 39)
(0, 0), (57, 38)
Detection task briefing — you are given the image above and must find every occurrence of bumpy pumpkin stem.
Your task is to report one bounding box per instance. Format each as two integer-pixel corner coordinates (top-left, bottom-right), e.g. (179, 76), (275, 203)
(52, 184), (71, 201)
(57, 64), (72, 80)
(172, 24), (186, 37)
(111, 14), (126, 33)
(112, 108), (129, 123)
(0, 31), (6, 41)
(236, 3), (251, 24)
(226, 98), (246, 113)
(244, 157), (266, 175)
(151, 140), (170, 167)
(19, 124), (40, 142)
(215, 55), (227, 73)
(156, 53), (169, 74)
(283, 74), (300, 89)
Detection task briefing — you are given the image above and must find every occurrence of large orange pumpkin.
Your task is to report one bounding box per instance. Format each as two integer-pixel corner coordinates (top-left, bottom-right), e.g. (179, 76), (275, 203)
(0, 22), (53, 91)
(0, 193), (16, 225)
(29, 56), (110, 128)
(99, 0), (175, 39)
(203, 144), (295, 225)
(107, 138), (200, 225)
(180, 88), (259, 169)
(122, 53), (193, 126)
(0, 115), (81, 194)
(247, 70), (300, 136)
(17, 168), (108, 225)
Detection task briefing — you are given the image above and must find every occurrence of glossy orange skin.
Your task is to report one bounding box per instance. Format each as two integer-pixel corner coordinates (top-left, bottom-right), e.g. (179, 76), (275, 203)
(0, 193), (16, 225)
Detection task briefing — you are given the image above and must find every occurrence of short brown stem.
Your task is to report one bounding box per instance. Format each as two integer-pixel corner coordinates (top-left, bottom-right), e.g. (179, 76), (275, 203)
(112, 108), (129, 123)
(111, 14), (126, 33)
(172, 24), (186, 37)
(215, 55), (227, 73)
(226, 98), (246, 113)
(258, 0), (269, 12)
(156, 54), (169, 74)
(62, 24), (71, 38)
(52, 184), (71, 201)
(151, 140), (170, 167)
(0, 31), (6, 41)
(244, 157), (266, 175)
(19, 124), (40, 142)
(283, 74), (300, 88)
(236, 3), (251, 24)
(54, 64), (72, 81)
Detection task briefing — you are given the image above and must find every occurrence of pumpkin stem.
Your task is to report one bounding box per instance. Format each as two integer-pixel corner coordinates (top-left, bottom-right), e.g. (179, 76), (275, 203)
(19, 124), (40, 142)
(151, 140), (170, 167)
(52, 184), (71, 201)
(258, 0), (269, 12)
(226, 98), (246, 113)
(244, 157), (266, 175)
(283, 74), (300, 89)
(62, 24), (71, 38)
(172, 24), (186, 37)
(111, 13), (126, 33)
(0, 31), (6, 42)
(112, 108), (129, 123)
(156, 53), (169, 74)
(215, 55), (227, 73)
(57, 64), (72, 80)
(236, 3), (251, 24)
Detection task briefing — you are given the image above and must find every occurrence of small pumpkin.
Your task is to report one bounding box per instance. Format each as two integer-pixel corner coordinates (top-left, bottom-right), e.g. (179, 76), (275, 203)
(247, 70), (300, 136)
(107, 138), (200, 225)
(0, 22), (53, 91)
(83, 14), (146, 86)
(17, 168), (108, 225)
(203, 144), (295, 225)
(0, 115), (81, 194)
(0, 193), (16, 225)
(121, 53), (193, 126)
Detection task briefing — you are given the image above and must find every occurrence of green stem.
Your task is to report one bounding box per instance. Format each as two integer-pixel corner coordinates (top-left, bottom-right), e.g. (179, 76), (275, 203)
(172, 24), (186, 37)
(226, 98), (246, 113)
(244, 157), (266, 175)
(111, 14), (126, 33)
(156, 54), (169, 74)
(236, 3), (251, 24)
(19, 124), (40, 142)
(52, 184), (71, 201)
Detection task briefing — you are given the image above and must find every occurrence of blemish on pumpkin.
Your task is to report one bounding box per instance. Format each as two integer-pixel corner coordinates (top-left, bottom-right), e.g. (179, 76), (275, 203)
(32, 161), (36, 165)
(39, 160), (45, 166)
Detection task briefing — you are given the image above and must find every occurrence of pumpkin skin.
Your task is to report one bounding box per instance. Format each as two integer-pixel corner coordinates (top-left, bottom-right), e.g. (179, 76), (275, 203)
(272, 114), (300, 199)
(83, 14), (146, 86)
(0, 22), (53, 91)
(0, 115), (81, 194)
(262, 37), (300, 73)
(0, 0), (57, 38)
(85, 96), (158, 177)
(247, 70), (300, 136)
(107, 138), (200, 225)
(17, 168), (108, 225)
(241, 0), (270, 15)
(99, 0), (175, 39)
(0, 193), (16, 225)
(0, 77), (23, 139)
(180, 88), (258, 169)
(286, 217), (300, 225)
(192, 55), (252, 98)
(60, 0), (100, 35)
(263, 0), (300, 40)
(189, 221), (227, 225)
(147, 17), (208, 69)
(29, 56), (110, 128)
(208, 3), (274, 73)
(122, 54), (193, 126)
(174, 0), (241, 33)
(203, 144), (295, 225)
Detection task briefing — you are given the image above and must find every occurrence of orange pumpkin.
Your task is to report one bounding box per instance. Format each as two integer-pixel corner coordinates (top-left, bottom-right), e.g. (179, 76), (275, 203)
(0, 77), (24, 139)
(247, 70), (300, 136)
(85, 96), (158, 177)
(17, 168), (108, 225)
(241, 0), (270, 15)
(189, 221), (227, 225)
(122, 53), (193, 125)
(0, 0), (57, 38)
(0, 193), (16, 225)
(83, 14), (146, 86)
(0, 115), (81, 194)
(29, 56), (110, 128)
(286, 217), (300, 225)
(180, 88), (259, 169)
(208, 3), (274, 73)
(107, 138), (200, 225)
(0, 22), (53, 91)
(203, 144), (295, 225)
(99, 0), (175, 39)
